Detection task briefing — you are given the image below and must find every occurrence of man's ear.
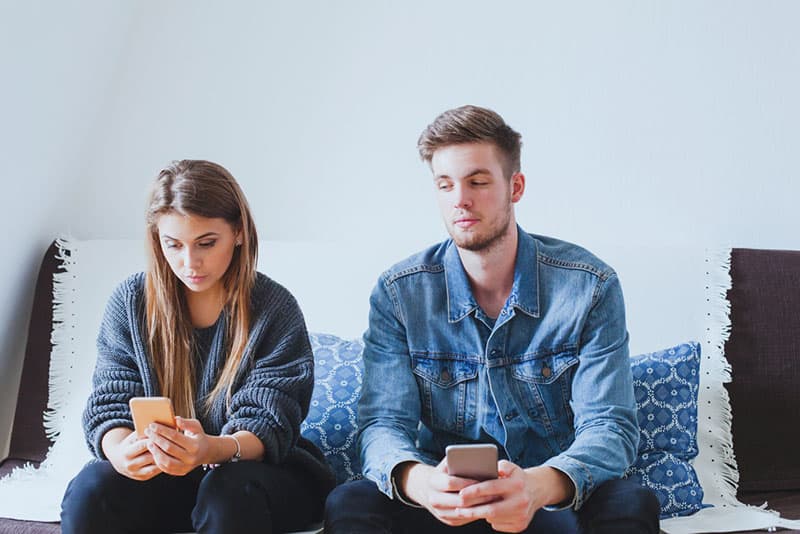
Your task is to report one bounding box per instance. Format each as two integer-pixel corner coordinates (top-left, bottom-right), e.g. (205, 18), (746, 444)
(511, 172), (526, 203)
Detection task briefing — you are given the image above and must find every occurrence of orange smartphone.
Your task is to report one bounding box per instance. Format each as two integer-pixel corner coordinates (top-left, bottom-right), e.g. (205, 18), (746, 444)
(445, 443), (498, 481)
(129, 396), (176, 438)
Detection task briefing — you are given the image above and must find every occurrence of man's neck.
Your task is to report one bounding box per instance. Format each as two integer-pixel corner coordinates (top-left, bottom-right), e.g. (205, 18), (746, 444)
(457, 226), (518, 319)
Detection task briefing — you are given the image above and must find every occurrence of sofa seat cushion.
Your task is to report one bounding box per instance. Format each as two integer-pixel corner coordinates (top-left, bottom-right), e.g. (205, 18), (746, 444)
(0, 459), (60, 533)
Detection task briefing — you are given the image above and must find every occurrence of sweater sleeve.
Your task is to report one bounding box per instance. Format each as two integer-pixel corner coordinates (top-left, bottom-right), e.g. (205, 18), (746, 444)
(222, 285), (314, 465)
(82, 278), (145, 459)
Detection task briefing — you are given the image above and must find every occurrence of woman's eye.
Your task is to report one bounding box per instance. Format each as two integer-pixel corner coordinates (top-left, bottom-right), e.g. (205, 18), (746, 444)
(198, 240), (216, 248)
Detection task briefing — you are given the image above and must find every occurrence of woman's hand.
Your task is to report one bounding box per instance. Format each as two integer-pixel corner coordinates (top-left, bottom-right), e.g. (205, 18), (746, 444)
(101, 427), (161, 481)
(144, 417), (212, 476)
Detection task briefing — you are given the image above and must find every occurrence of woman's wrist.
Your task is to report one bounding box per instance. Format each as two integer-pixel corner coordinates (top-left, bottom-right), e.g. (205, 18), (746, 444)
(204, 433), (243, 467)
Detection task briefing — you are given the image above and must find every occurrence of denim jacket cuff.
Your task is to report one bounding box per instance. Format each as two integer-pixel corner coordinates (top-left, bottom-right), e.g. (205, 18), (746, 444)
(544, 455), (594, 510)
(365, 452), (430, 501)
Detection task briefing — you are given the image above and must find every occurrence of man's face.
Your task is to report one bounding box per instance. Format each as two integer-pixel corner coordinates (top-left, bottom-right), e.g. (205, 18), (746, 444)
(431, 142), (524, 252)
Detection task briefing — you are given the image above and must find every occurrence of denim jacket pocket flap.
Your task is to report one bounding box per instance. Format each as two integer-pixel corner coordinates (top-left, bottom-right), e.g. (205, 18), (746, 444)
(411, 356), (479, 388)
(511, 351), (578, 385)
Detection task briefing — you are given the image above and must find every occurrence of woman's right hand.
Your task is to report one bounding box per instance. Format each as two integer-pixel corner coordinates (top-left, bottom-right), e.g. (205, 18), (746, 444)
(101, 427), (161, 481)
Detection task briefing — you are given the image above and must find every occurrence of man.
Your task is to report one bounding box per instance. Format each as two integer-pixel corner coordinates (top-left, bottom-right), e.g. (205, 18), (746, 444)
(325, 105), (659, 533)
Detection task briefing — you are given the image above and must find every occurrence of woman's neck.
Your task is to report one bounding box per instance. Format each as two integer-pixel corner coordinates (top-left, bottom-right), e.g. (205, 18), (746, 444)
(185, 285), (226, 328)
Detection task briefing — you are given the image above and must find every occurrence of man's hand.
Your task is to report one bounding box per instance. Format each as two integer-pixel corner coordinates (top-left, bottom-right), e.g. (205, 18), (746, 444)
(455, 462), (575, 533)
(144, 416), (213, 476)
(101, 427), (161, 481)
(397, 460), (500, 527)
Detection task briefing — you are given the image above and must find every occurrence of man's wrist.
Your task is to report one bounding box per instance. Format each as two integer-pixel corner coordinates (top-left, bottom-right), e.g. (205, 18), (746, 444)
(525, 465), (576, 508)
(391, 461), (426, 507)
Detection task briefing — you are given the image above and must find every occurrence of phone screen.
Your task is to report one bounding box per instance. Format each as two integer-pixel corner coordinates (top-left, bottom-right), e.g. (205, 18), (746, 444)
(129, 396), (176, 438)
(445, 443), (498, 481)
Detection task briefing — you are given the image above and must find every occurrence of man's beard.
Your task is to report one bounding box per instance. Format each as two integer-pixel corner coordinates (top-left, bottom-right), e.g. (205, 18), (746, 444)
(449, 207), (513, 252)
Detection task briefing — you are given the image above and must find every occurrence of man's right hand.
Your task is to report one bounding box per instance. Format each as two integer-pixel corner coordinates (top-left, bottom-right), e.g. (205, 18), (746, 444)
(398, 460), (496, 527)
(101, 427), (161, 481)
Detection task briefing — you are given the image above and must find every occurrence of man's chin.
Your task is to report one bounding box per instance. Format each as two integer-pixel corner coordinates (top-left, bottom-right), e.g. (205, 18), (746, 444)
(451, 234), (492, 252)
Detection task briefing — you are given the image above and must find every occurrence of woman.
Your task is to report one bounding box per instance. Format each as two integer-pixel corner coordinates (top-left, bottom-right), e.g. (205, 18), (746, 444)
(61, 160), (334, 533)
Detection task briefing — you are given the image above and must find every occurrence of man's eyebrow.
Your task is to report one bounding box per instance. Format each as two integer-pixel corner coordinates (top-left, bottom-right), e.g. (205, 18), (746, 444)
(434, 168), (492, 181)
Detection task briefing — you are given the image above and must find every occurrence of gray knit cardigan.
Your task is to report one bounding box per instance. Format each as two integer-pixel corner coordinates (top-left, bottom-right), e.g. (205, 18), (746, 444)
(82, 271), (335, 491)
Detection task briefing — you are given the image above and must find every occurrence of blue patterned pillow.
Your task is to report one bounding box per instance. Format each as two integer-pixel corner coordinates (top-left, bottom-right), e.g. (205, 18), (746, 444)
(301, 333), (364, 485)
(626, 342), (707, 518)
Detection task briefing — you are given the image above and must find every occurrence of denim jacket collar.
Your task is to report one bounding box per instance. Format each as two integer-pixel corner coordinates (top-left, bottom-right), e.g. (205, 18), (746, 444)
(444, 225), (540, 323)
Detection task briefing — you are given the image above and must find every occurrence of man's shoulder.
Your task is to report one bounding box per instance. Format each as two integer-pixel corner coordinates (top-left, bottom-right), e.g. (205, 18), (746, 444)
(379, 239), (451, 285)
(528, 233), (616, 280)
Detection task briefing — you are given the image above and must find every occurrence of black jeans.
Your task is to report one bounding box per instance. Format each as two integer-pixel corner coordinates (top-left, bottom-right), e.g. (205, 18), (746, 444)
(324, 477), (660, 534)
(60, 460), (323, 534)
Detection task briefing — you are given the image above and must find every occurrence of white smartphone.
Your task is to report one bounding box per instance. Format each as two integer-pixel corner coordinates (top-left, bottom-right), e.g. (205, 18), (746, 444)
(129, 396), (176, 438)
(445, 443), (498, 481)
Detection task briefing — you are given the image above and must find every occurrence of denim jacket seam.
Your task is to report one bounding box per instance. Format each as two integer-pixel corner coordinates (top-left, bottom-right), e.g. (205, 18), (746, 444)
(537, 253), (605, 276)
(385, 263), (444, 285)
(381, 274), (407, 328)
(589, 272), (615, 309)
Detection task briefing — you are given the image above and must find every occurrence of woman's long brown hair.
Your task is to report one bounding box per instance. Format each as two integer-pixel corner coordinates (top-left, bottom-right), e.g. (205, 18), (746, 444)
(144, 160), (258, 418)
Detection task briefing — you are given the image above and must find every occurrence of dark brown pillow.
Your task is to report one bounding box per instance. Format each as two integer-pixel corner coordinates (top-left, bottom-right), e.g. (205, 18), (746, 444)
(725, 248), (800, 493)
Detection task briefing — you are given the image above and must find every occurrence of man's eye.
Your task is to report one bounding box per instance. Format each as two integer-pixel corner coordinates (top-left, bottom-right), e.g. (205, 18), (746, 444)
(472, 181), (488, 186)
(437, 183), (452, 191)
(165, 242), (180, 249)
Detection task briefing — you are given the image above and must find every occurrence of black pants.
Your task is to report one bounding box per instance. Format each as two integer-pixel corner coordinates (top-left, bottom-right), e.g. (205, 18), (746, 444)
(324, 478), (660, 534)
(60, 460), (323, 534)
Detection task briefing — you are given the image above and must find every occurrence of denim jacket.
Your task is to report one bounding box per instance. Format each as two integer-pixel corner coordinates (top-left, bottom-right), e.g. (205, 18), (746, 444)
(357, 226), (639, 510)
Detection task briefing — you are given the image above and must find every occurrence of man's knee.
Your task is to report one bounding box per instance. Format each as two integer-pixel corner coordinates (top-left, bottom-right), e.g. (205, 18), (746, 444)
(326, 478), (386, 516)
(325, 478), (394, 533)
(581, 478), (660, 534)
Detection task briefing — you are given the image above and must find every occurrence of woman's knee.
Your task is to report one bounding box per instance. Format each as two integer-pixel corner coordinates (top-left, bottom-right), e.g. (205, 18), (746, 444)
(60, 461), (129, 533)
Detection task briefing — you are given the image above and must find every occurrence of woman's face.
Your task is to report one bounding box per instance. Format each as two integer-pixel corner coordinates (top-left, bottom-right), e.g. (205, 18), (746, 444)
(156, 212), (240, 296)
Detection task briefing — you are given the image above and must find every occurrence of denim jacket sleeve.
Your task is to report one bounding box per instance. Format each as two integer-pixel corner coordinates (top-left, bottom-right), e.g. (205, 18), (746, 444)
(543, 272), (639, 510)
(357, 275), (430, 499)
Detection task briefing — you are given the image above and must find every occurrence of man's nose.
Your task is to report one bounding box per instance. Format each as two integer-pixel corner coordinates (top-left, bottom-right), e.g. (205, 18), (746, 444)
(454, 185), (473, 209)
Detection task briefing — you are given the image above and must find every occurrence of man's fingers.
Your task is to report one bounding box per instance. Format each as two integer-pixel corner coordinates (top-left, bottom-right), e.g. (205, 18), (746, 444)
(429, 471), (477, 493)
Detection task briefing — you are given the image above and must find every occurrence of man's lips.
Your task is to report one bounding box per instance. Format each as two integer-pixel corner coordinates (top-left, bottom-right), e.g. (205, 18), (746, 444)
(454, 218), (479, 228)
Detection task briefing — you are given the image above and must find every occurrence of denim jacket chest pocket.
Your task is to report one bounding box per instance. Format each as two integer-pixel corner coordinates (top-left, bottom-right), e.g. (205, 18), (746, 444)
(410, 353), (479, 434)
(509, 349), (579, 439)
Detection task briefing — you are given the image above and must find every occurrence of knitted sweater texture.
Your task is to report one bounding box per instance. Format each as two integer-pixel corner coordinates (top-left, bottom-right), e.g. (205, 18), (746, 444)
(82, 271), (335, 491)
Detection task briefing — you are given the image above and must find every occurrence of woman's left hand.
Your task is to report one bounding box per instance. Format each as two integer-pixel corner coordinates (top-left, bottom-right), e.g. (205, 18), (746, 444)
(144, 416), (211, 476)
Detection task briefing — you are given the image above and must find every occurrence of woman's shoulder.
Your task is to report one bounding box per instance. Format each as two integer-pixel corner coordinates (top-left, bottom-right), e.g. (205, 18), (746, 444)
(251, 271), (301, 313)
(103, 272), (146, 311)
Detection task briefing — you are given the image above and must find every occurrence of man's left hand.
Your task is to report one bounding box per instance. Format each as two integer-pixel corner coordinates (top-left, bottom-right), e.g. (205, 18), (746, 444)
(454, 461), (574, 533)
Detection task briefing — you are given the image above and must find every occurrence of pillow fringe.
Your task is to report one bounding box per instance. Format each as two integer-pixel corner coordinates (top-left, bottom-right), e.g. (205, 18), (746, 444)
(43, 236), (81, 442)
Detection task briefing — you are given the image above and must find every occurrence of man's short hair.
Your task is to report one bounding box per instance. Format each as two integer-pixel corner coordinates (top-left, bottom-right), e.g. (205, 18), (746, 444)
(417, 105), (522, 178)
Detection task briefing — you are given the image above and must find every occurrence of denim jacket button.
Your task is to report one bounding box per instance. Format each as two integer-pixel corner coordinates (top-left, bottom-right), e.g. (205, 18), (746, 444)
(542, 366), (552, 378)
(441, 369), (451, 381)
(490, 348), (500, 356)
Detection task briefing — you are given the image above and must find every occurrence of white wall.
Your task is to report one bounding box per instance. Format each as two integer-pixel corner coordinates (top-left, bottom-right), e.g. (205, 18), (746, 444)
(3, 1), (800, 453)
(0, 1), (137, 457)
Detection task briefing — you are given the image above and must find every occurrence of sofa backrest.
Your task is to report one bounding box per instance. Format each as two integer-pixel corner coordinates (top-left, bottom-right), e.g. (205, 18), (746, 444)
(725, 248), (800, 493)
(8, 241), (62, 462)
